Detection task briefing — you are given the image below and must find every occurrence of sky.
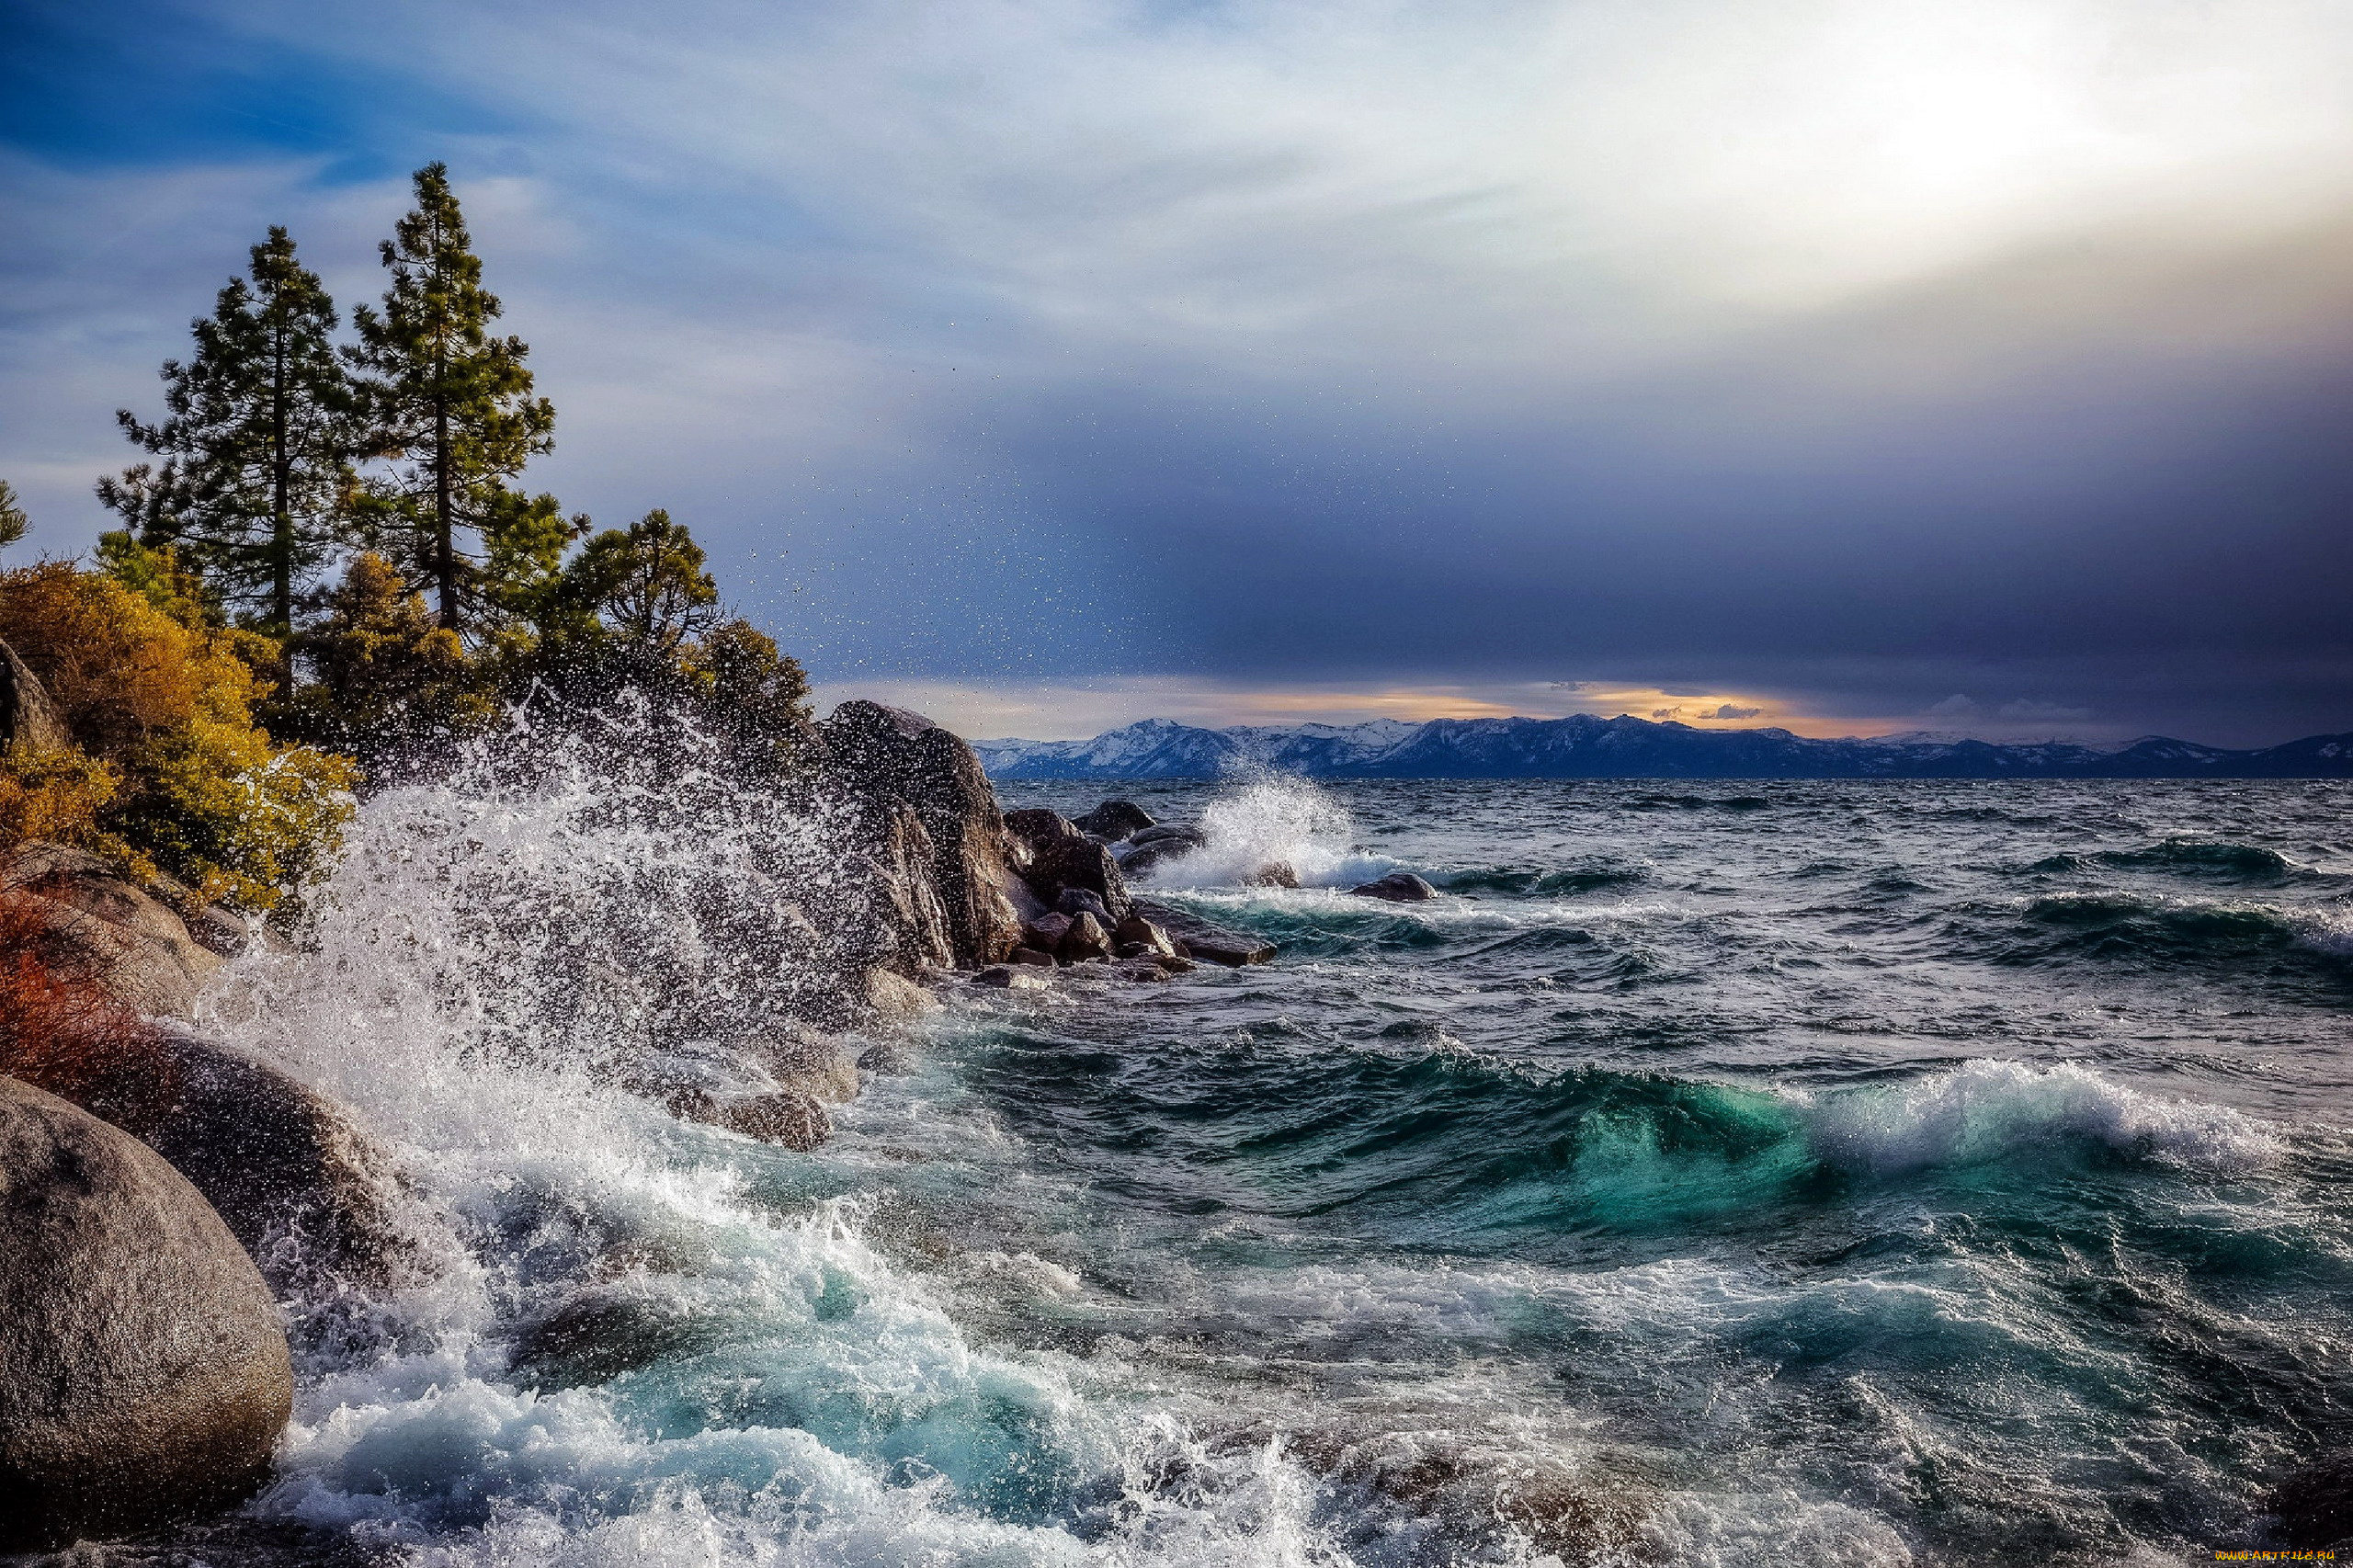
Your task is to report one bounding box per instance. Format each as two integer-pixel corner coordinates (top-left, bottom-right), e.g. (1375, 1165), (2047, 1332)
(4, 0), (2352, 744)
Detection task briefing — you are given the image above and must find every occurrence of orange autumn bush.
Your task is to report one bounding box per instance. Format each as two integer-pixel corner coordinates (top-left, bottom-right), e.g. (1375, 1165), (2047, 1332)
(0, 549), (356, 910)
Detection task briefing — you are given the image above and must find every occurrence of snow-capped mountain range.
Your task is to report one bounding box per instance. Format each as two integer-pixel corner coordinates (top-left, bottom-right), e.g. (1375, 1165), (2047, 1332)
(971, 714), (2353, 779)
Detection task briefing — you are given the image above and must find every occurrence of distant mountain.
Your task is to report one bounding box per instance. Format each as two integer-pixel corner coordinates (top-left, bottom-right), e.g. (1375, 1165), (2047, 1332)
(971, 714), (2353, 779)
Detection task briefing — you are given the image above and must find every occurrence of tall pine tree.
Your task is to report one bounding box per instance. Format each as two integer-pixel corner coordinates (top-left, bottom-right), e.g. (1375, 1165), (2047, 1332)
(97, 227), (351, 633)
(346, 163), (574, 636)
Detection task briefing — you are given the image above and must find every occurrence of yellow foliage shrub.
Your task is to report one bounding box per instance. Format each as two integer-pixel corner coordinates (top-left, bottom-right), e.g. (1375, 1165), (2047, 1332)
(0, 559), (356, 910)
(0, 748), (120, 858)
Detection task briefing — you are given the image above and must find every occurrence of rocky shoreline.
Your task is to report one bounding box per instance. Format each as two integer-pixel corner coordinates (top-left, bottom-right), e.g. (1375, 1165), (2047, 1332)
(0, 676), (1288, 1553)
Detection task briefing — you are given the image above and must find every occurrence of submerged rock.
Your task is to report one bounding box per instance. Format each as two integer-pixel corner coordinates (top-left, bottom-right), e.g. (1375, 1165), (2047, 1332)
(667, 1085), (832, 1152)
(1110, 958), (1172, 982)
(1348, 871), (1439, 903)
(1245, 861), (1301, 889)
(0, 1076), (291, 1551)
(972, 964), (1047, 990)
(1072, 800), (1155, 841)
(2269, 1453), (2353, 1548)
(1131, 899), (1275, 966)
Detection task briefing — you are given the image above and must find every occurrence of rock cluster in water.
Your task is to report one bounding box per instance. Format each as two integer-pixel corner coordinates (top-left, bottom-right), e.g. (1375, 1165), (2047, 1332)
(0, 674), (1295, 1551)
(981, 796), (1277, 980)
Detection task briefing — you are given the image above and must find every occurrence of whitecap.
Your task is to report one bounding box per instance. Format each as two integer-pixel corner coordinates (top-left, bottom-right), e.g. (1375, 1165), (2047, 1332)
(1796, 1060), (2277, 1176)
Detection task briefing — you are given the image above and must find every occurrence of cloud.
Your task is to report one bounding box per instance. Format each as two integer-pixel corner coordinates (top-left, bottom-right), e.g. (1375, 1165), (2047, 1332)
(1997, 698), (2095, 722)
(1709, 703), (1763, 720)
(5, 0), (2352, 742)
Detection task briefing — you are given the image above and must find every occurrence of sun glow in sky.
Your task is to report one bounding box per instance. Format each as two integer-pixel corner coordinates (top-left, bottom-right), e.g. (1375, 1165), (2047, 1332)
(4, 0), (2352, 744)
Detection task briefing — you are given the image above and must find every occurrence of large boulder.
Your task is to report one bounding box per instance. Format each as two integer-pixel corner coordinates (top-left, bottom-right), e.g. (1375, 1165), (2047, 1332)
(37, 1024), (423, 1298)
(850, 801), (955, 975)
(821, 702), (1024, 968)
(0, 1076), (291, 1550)
(1073, 800), (1154, 841)
(0, 639), (67, 755)
(1118, 825), (1206, 880)
(1005, 809), (1132, 920)
(4, 843), (224, 1020)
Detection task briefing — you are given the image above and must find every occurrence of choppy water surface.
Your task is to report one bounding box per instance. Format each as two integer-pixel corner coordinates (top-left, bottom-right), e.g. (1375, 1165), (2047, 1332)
(199, 764), (2353, 1566)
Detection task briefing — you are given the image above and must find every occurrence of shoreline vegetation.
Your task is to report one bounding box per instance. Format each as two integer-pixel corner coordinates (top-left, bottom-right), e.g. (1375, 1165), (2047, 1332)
(0, 164), (1273, 1554)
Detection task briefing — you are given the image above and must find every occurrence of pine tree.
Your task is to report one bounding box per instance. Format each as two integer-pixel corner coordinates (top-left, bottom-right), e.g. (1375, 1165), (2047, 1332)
(0, 481), (27, 551)
(97, 228), (350, 633)
(346, 164), (574, 636)
(563, 509), (723, 656)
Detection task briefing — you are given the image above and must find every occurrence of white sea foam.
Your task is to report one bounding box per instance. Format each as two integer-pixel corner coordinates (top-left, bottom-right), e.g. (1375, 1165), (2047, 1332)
(2293, 903), (2353, 958)
(1796, 1060), (2278, 1176)
(195, 710), (1380, 1566)
(1136, 777), (1394, 890)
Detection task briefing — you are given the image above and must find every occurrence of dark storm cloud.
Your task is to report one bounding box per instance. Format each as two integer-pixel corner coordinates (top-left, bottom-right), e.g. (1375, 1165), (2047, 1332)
(4, 0), (2352, 742)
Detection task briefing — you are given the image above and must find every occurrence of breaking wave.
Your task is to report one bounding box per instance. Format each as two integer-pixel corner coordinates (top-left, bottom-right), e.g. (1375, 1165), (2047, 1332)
(1131, 777), (1393, 890)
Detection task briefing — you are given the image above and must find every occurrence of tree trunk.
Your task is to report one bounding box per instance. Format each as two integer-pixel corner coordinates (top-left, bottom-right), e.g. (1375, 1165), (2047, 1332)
(270, 323), (292, 633)
(434, 396), (455, 632)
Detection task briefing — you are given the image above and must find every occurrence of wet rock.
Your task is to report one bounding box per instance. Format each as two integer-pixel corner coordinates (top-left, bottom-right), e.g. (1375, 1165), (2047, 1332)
(1110, 958), (1172, 983)
(856, 1040), (914, 1074)
(972, 964), (1047, 991)
(14, 1022), (422, 1298)
(1008, 947), (1056, 967)
(134, 1028), (421, 1294)
(790, 960), (939, 1032)
(2269, 1453), (2353, 1548)
(1055, 885), (1113, 922)
(1023, 912), (1074, 955)
(1113, 914), (1181, 960)
(1073, 800), (1155, 841)
(0, 638), (67, 755)
(1245, 861), (1301, 889)
(1060, 911), (1113, 962)
(858, 967), (938, 1025)
(0, 1076), (291, 1551)
(180, 901), (258, 959)
(5, 843), (224, 1020)
(821, 701), (1025, 967)
(1005, 809), (1131, 920)
(858, 802), (955, 973)
(1348, 871), (1439, 903)
(1131, 898), (1275, 966)
(718, 1092), (831, 1151)
(1118, 825), (1206, 879)
(666, 1085), (832, 1151)
(755, 1028), (861, 1104)
(510, 1287), (722, 1390)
